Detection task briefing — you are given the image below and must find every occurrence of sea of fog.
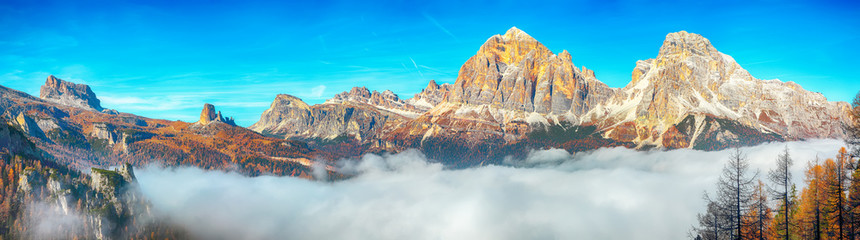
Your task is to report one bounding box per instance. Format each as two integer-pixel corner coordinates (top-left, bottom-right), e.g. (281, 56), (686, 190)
(136, 139), (845, 240)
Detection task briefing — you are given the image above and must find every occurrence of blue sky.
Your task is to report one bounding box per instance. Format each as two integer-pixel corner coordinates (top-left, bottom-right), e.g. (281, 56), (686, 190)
(1, 0), (858, 127)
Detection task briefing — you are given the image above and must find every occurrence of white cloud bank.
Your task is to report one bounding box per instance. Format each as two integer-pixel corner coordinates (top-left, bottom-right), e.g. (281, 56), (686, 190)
(136, 139), (845, 240)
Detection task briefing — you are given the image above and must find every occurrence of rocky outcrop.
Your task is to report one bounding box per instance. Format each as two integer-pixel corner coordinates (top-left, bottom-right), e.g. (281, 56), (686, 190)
(40, 75), (103, 111)
(13, 113), (45, 138)
(90, 164), (137, 205)
(408, 80), (452, 110)
(17, 169), (44, 194)
(14, 163), (175, 240)
(91, 122), (118, 145)
(197, 103), (236, 126)
(0, 119), (41, 156)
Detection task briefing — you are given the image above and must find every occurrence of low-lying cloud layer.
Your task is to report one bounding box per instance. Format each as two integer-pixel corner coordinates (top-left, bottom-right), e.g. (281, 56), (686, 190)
(136, 139), (845, 240)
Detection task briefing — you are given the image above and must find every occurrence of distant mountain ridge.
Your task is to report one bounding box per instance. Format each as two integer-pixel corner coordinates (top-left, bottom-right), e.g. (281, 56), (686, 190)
(0, 27), (850, 168)
(1, 76), (335, 178)
(252, 27), (850, 163)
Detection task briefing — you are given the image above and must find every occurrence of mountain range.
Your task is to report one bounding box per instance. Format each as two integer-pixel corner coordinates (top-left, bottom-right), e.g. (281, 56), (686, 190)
(250, 27), (850, 165)
(0, 27), (851, 171)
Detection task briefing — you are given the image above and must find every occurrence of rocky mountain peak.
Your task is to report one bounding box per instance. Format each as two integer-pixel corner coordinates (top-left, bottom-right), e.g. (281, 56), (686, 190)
(380, 90), (397, 99)
(348, 86), (372, 99)
(410, 80), (452, 109)
(327, 86), (407, 105)
(198, 103), (235, 126)
(590, 30), (849, 149)
(426, 79), (440, 91)
(446, 27), (615, 116)
(374, 90), (401, 106)
(274, 94), (311, 110)
(40, 75), (103, 111)
(503, 26), (534, 41)
(559, 49), (572, 61)
(476, 27), (551, 66)
(249, 94), (314, 136)
(658, 31), (719, 58)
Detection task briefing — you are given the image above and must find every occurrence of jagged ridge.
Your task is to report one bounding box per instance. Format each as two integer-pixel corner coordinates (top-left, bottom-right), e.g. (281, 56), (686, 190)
(251, 27), (850, 164)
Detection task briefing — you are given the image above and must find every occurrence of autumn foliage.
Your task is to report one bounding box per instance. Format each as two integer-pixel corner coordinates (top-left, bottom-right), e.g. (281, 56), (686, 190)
(694, 147), (860, 240)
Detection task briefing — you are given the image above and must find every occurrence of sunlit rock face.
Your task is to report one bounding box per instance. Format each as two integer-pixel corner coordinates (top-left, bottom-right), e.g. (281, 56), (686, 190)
(40, 75), (103, 112)
(447, 27), (615, 117)
(251, 27), (851, 163)
(584, 31), (849, 149)
(380, 27), (623, 157)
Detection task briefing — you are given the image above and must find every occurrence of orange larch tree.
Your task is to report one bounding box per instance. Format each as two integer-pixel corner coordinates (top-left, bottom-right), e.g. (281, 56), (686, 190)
(822, 155), (850, 239)
(743, 180), (773, 240)
(796, 160), (825, 240)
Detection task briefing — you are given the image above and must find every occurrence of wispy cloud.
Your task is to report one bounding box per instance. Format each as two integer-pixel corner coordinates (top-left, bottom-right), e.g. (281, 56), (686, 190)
(309, 85), (326, 98)
(409, 57), (424, 79)
(422, 13), (458, 41)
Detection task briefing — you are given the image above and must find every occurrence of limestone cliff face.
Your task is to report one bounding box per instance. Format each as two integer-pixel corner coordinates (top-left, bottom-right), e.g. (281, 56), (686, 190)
(584, 31), (849, 149)
(40, 75), (103, 111)
(378, 27), (621, 150)
(446, 27), (615, 117)
(16, 164), (165, 240)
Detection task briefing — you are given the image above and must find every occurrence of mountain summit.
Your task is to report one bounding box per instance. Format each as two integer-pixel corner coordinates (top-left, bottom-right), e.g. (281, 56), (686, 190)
(657, 31), (719, 58)
(447, 26), (614, 116)
(585, 30), (848, 149)
(39, 75), (103, 111)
